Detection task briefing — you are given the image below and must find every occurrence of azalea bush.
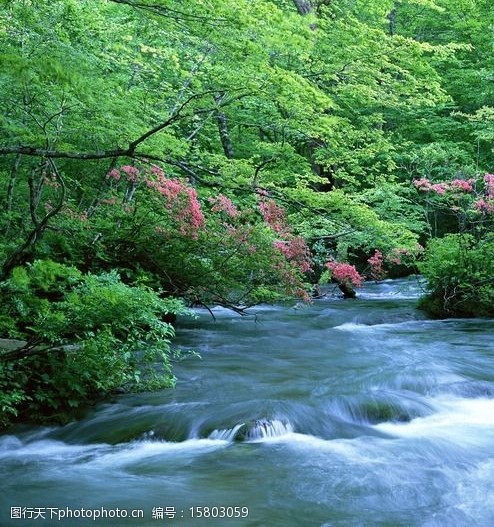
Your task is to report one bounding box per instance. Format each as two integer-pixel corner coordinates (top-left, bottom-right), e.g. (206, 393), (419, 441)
(418, 234), (494, 317)
(414, 173), (494, 317)
(39, 163), (314, 308)
(325, 261), (363, 288)
(319, 260), (363, 298)
(413, 173), (494, 238)
(367, 250), (386, 281)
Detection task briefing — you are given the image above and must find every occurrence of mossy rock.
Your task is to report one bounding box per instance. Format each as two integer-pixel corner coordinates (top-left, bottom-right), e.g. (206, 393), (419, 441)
(359, 401), (411, 424)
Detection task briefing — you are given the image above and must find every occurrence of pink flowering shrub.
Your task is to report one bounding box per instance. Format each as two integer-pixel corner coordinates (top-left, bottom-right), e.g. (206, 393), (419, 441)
(413, 173), (494, 223)
(146, 176), (204, 238)
(367, 249), (386, 281)
(413, 178), (432, 192)
(474, 199), (494, 213)
(256, 192), (313, 300)
(413, 177), (475, 195)
(94, 171), (317, 305)
(430, 182), (449, 195)
(258, 195), (289, 235)
(45, 165), (317, 307)
(413, 173), (494, 317)
(105, 163), (205, 239)
(106, 168), (121, 181)
(325, 261), (363, 288)
(484, 173), (494, 198)
(475, 173), (494, 213)
(451, 179), (474, 192)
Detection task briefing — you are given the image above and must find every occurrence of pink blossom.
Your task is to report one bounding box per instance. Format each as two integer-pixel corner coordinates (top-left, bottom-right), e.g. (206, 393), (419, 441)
(120, 165), (141, 182)
(273, 235), (312, 273)
(430, 183), (449, 195)
(106, 168), (121, 181)
(367, 249), (386, 281)
(150, 164), (165, 176)
(484, 173), (494, 199)
(413, 179), (460, 195)
(451, 179), (473, 192)
(325, 261), (363, 287)
(413, 178), (431, 191)
(475, 198), (494, 213)
(120, 165), (139, 175)
(142, 169), (205, 239)
(258, 197), (289, 234)
(209, 194), (239, 218)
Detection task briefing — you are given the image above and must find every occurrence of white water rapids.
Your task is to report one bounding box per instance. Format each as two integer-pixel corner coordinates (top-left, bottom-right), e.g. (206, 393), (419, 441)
(2, 278), (494, 526)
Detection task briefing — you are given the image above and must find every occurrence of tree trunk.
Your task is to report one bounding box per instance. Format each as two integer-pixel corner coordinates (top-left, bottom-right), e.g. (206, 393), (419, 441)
(293, 0), (313, 16)
(0, 159), (65, 280)
(338, 282), (356, 299)
(214, 94), (234, 159)
(387, 2), (401, 36)
(5, 154), (21, 235)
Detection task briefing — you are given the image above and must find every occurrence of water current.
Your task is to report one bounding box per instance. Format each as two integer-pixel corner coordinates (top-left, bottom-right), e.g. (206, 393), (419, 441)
(2, 278), (494, 526)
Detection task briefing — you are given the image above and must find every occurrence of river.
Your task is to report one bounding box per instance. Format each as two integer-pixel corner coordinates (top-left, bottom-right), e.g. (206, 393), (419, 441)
(2, 278), (494, 526)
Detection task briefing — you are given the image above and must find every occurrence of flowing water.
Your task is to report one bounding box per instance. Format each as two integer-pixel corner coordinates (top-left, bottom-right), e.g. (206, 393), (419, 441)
(2, 278), (494, 526)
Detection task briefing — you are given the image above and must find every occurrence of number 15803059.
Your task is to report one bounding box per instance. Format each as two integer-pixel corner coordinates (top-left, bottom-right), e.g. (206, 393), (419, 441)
(188, 506), (249, 519)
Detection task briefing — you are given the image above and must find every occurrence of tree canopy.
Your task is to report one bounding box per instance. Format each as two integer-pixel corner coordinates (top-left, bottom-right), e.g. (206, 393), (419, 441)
(1, 0), (494, 426)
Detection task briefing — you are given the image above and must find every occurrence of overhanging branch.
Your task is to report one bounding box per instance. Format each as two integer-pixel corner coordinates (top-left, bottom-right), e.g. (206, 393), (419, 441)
(0, 90), (223, 162)
(0, 145), (131, 160)
(108, 0), (227, 25)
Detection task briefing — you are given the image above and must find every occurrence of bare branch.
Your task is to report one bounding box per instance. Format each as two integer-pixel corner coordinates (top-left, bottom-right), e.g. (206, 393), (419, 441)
(108, 0), (227, 25)
(0, 145), (129, 160)
(252, 157), (276, 187)
(169, 46), (212, 116)
(0, 90), (220, 161)
(0, 159), (66, 280)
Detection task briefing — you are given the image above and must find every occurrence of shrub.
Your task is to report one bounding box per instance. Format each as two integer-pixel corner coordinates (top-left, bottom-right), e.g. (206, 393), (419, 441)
(0, 361), (29, 428)
(319, 260), (364, 298)
(0, 260), (82, 338)
(0, 263), (190, 427)
(418, 234), (494, 317)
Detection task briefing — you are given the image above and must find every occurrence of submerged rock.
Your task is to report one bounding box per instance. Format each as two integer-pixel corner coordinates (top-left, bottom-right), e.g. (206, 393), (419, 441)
(234, 419), (293, 441)
(207, 418), (293, 442)
(359, 401), (412, 424)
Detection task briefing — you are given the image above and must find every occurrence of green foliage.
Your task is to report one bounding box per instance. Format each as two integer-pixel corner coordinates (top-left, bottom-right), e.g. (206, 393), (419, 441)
(0, 0), (479, 291)
(0, 263), (190, 427)
(1, 0), (494, 427)
(418, 234), (494, 317)
(358, 182), (427, 237)
(0, 260), (82, 338)
(0, 360), (29, 428)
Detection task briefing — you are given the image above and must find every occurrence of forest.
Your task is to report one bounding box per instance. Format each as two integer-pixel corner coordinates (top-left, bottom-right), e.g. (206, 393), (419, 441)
(1, 0), (494, 428)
